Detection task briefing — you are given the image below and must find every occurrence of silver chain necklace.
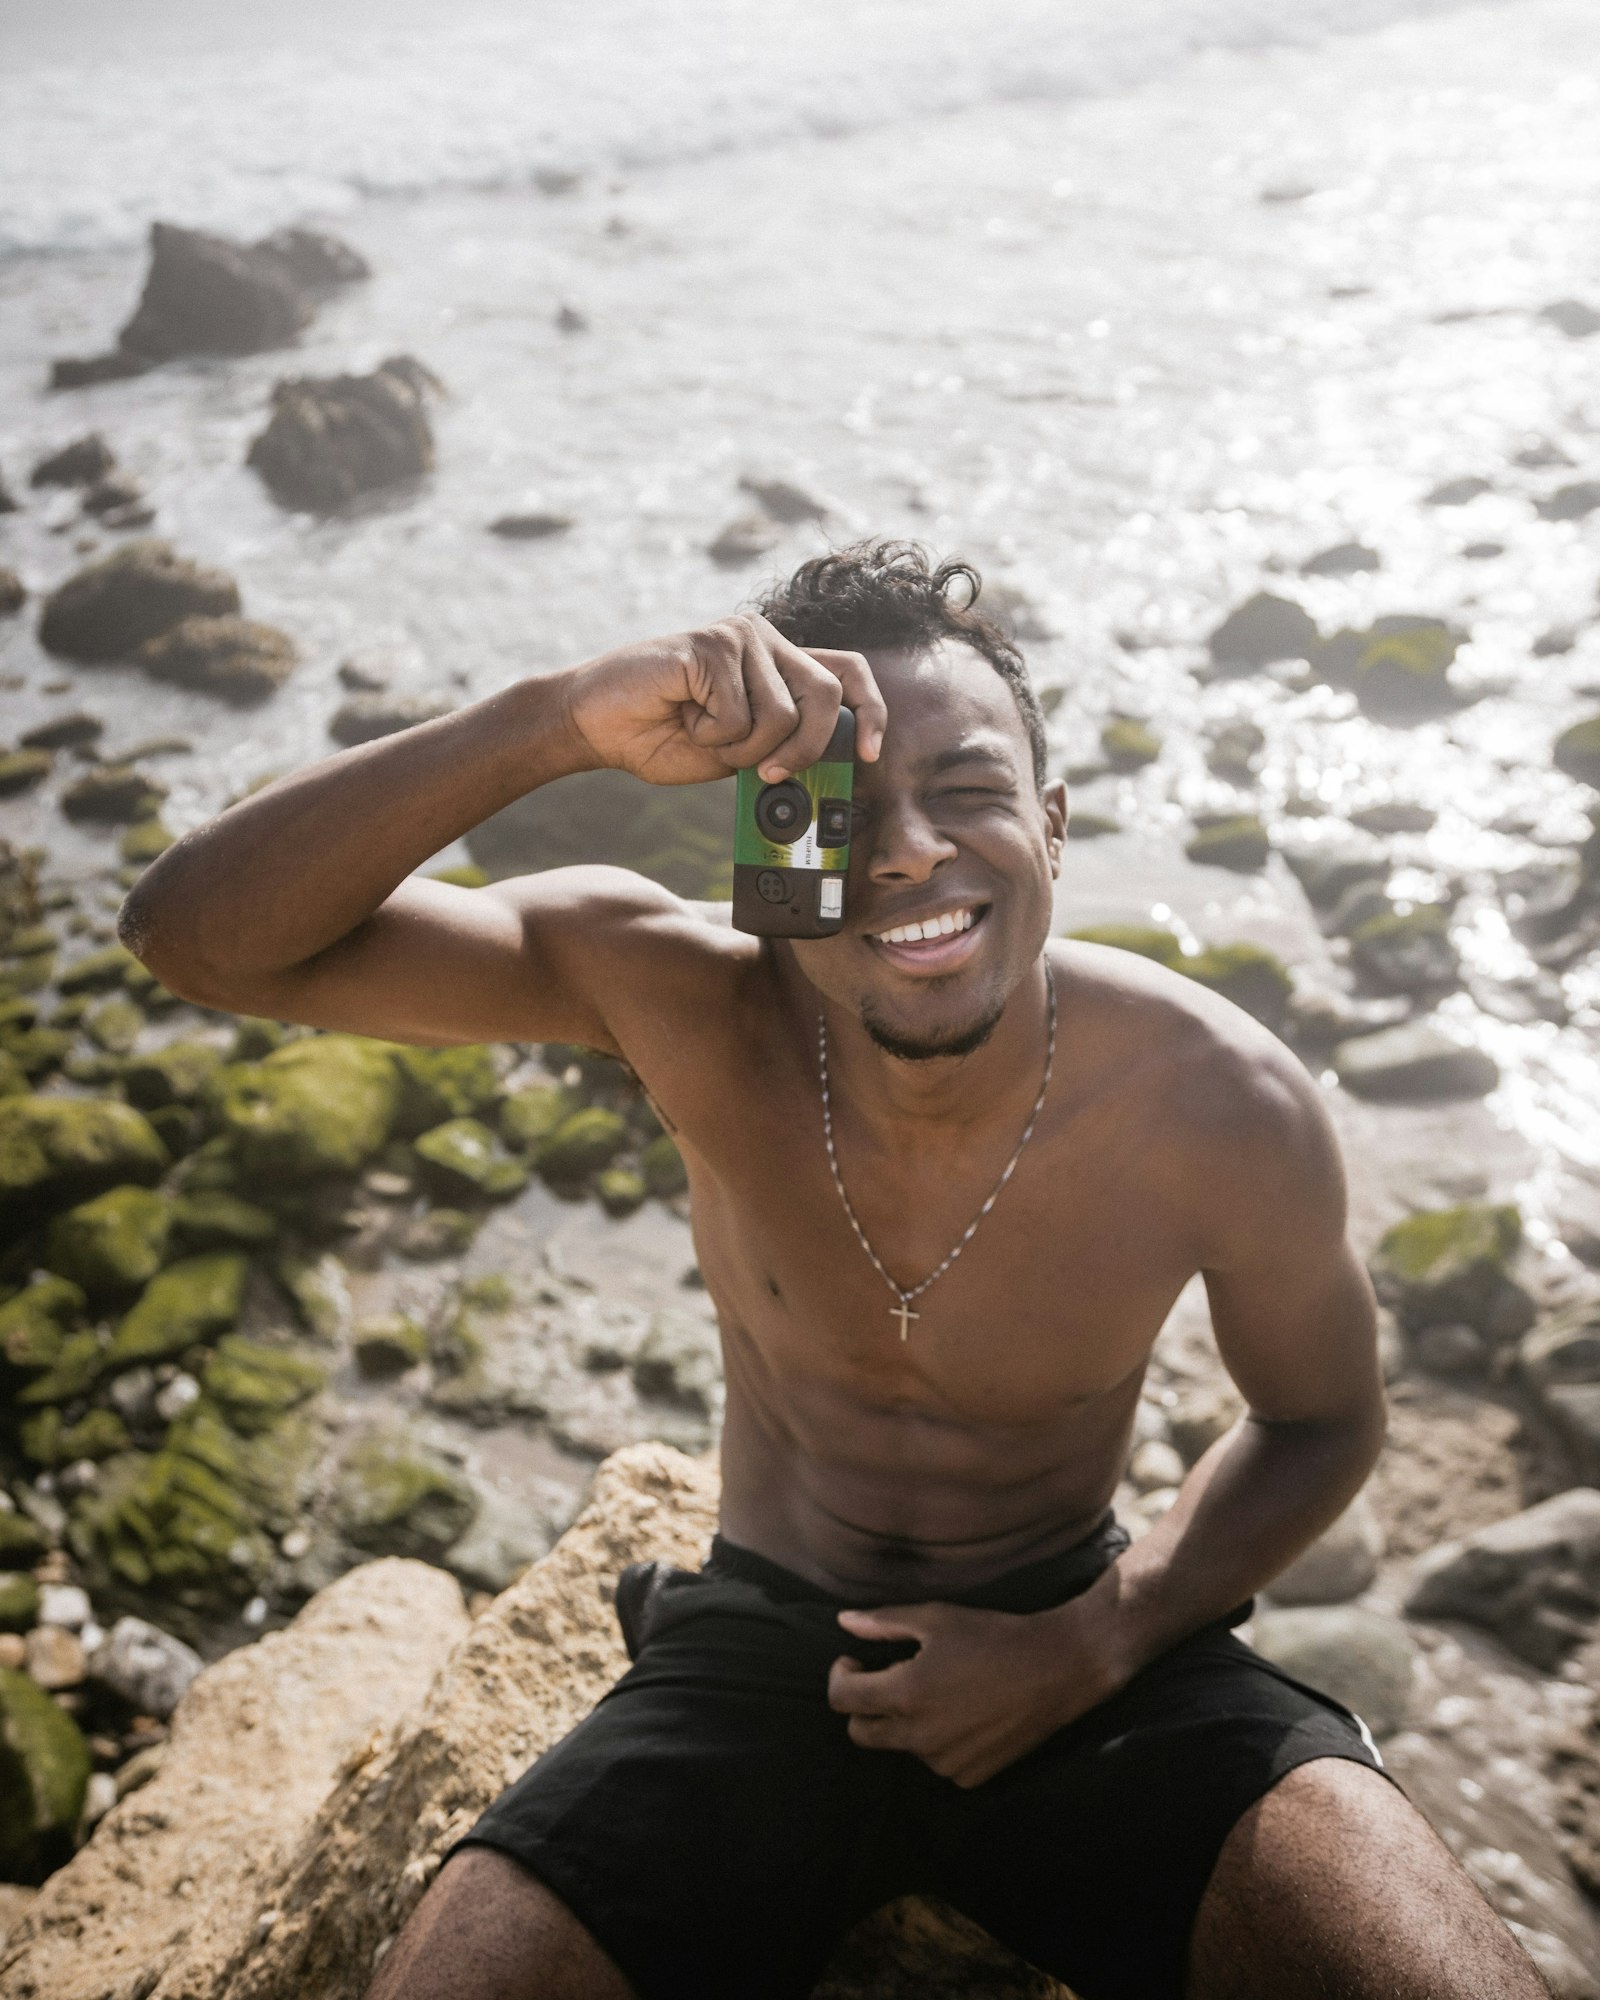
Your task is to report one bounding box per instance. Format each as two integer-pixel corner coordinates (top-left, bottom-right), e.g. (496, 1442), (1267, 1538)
(818, 962), (1056, 1340)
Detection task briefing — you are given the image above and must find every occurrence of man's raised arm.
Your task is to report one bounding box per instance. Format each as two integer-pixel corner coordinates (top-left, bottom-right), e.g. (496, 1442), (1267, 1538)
(118, 616), (884, 1051)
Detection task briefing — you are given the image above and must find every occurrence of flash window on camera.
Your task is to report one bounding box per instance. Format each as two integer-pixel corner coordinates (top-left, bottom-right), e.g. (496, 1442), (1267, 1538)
(819, 877), (843, 919)
(817, 798), (850, 848)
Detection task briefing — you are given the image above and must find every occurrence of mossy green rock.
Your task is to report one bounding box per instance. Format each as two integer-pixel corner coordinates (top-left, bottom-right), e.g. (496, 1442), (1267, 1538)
(1180, 944), (1293, 1032)
(335, 1429), (478, 1560)
(1349, 906), (1460, 994)
(1066, 924), (1183, 966)
(119, 817), (174, 866)
(1370, 1203), (1535, 1342)
(1185, 815), (1270, 873)
(414, 1117), (529, 1201)
(640, 1133), (688, 1198)
(0, 1275), (87, 1371)
(17, 1330), (108, 1405)
(0, 1664), (91, 1883)
(0, 1514), (47, 1566)
(354, 1314), (428, 1378)
(393, 1044), (501, 1134)
(202, 1334), (325, 1435)
(103, 1252), (249, 1369)
(596, 1166), (648, 1216)
(56, 943), (136, 994)
(84, 992), (145, 1054)
(1101, 718), (1161, 770)
(1353, 621), (1461, 722)
(273, 1251), (351, 1342)
(499, 1083), (578, 1152)
(213, 1032), (400, 1179)
(21, 1405), (130, 1466)
(169, 1190), (279, 1252)
(1, 1026), (74, 1081)
(0, 1573), (40, 1632)
(1554, 715), (1600, 790)
(0, 1050), (28, 1098)
(45, 1185), (172, 1299)
(0, 1093), (167, 1224)
(0, 950), (54, 999)
(537, 1107), (631, 1183)
(121, 1037), (223, 1110)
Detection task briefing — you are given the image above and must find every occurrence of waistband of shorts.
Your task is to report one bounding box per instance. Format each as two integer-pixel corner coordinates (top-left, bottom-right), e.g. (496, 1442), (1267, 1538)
(701, 1512), (1132, 1616)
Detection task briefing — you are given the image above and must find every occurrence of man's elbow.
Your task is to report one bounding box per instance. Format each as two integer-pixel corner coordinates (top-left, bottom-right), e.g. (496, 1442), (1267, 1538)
(117, 867), (249, 1013)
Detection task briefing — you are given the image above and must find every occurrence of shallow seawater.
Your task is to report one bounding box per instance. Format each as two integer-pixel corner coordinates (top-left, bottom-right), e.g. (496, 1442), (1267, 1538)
(2, 0), (1600, 1236)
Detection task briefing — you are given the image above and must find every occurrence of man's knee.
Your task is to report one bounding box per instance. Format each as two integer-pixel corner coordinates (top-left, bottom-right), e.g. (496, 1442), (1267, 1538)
(1188, 1757), (1550, 1999)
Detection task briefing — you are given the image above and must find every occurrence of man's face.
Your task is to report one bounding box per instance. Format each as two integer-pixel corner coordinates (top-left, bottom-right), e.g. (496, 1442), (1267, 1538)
(790, 642), (1066, 1059)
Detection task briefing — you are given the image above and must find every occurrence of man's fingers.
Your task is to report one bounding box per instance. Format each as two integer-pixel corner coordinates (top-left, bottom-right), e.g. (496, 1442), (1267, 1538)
(836, 1605), (933, 1645)
(806, 647), (887, 763)
(753, 632), (846, 780)
(846, 1714), (911, 1752)
(828, 1655), (916, 1715)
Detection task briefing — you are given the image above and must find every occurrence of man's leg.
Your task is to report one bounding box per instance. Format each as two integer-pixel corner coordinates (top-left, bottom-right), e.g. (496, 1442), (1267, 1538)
(364, 1847), (638, 2000)
(1187, 1758), (1551, 1999)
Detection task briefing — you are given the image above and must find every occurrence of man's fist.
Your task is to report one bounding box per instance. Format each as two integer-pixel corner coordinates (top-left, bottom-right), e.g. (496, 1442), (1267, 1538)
(563, 614), (887, 787)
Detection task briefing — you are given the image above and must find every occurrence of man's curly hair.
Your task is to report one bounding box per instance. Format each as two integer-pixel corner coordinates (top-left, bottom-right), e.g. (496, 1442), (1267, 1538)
(757, 540), (1048, 789)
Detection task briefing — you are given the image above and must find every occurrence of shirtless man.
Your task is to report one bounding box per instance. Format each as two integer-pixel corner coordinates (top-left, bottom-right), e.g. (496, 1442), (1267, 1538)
(122, 542), (1546, 2000)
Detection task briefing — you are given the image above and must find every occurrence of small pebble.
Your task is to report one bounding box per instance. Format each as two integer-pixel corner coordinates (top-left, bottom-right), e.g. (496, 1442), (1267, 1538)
(37, 1584), (91, 1630)
(81, 1771), (118, 1828)
(26, 1624), (86, 1691)
(0, 1634), (25, 1670)
(154, 1373), (200, 1422)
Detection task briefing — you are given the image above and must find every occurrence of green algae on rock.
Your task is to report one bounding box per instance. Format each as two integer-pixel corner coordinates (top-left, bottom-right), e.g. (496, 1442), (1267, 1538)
(0, 1275), (87, 1371)
(20, 1404), (131, 1466)
(1100, 717), (1161, 770)
(1207, 591), (1319, 672)
(499, 1082), (578, 1152)
(0, 1093), (167, 1224)
(414, 1116), (529, 1201)
(16, 1329), (107, 1406)
(1065, 923), (1184, 964)
(0, 749), (52, 799)
(1185, 814), (1270, 872)
(353, 1314), (427, 1378)
(139, 613), (298, 704)
(1064, 927), (1292, 1030)
(213, 1032), (400, 1179)
(0, 1573), (41, 1633)
(103, 1252), (249, 1369)
(1370, 1202), (1535, 1343)
(169, 1189), (279, 1252)
(45, 1185), (172, 1298)
(1554, 716), (1600, 790)
(119, 816), (174, 866)
(56, 943), (137, 995)
(0, 1513), (47, 1567)
(201, 1334), (326, 1435)
(1348, 905), (1460, 994)
(536, 1106), (630, 1184)
(334, 1428), (479, 1561)
(273, 1250), (352, 1342)
(640, 1133), (688, 1199)
(121, 1037), (223, 1110)
(0, 1663), (91, 1883)
(597, 1166), (648, 1217)
(393, 1044), (502, 1133)
(83, 992), (146, 1054)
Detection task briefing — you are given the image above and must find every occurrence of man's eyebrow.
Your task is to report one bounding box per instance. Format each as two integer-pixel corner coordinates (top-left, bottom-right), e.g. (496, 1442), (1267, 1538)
(921, 742), (1017, 776)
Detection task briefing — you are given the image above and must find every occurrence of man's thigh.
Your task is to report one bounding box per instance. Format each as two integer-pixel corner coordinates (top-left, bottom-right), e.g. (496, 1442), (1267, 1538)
(1187, 1758), (1550, 2000)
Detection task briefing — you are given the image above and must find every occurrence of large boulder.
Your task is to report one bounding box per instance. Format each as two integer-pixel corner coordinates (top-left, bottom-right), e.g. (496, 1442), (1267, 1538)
(1249, 1607), (1416, 1738)
(1347, 906), (1461, 995)
(0, 1668), (90, 1885)
(102, 1253), (250, 1369)
(247, 356), (438, 512)
(1206, 592), (1318, 672)
(0, 1561), (466, 1994)
(392, 1044), (502, 1133)
(1405, 1488), (1600, 1669)
(44, 1185), (172, 1300)
(212, 1034), (400, 1180)
(139, 614), (298, 704)
(117, 222), (364, 361)
(333, 1427), (479, 1561)
(0, 1095), (167, 1229)
(1265, 1494), (1383, 1606)
(37, 540), (239, 663)
(1368, 1202), (1535, 1343)
(328, 691), (454, 746)
(1333, 1019), (1499, 1102)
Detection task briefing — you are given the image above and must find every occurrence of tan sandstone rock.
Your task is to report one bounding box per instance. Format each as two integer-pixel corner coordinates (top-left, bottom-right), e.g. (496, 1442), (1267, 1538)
(0, 1557), (468, 2000)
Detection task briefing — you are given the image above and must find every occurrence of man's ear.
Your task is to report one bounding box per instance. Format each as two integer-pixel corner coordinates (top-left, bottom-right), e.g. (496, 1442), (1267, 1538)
(1043, 780), (1068, 877)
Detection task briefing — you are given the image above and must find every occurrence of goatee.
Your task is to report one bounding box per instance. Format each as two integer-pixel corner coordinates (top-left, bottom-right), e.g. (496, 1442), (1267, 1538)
(859, 997), (1006, 1063)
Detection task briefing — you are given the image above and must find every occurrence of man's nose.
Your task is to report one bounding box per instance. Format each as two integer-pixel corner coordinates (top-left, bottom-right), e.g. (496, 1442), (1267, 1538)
(863, 797), (958, 884)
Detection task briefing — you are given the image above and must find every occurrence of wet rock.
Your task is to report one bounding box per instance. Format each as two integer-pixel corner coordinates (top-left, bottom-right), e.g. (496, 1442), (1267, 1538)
(1425, 475), (1492, 506)
(469, 764), (734, 900)
(274, 1253), (353, 1342)
(0, 1093), (167, 1228)
(0, 751), (51, 798)
(1181, 943), (1293, 1031)
(1185, 813), (1269, 872)
(202, 1336), (324, 1435)
(0, 468), (16, 513)
(87, 1615), (202, 1718)
(0, 1517), (46, 1569)
(116, 223), (313, 361)
(640, 1133), (688, 1199)
(1300, 541), (1380, 577)
(706, 513), (780, 564)
(394, 1207), (479, 1261)
(59, 762), (168, 826)
(353, 1315), (427, 1379)
(1098, 716), (1160, 770)
(1167, 1384), (1244, 1465)
(140, 615), (298, 704)
(1534, 626), (1578, 658)
(1349, 800), (1436, 836)
(1414, 1321), (1489, 1376)
(1282, 843), (1388, 910)
(45, 1185), (172, 1300)
(632, 1312), (722, 1418)
(214, 1034), (400, 1180)
(0, 570), (25, 618)
(1352, 621), (1463, 722)
(0, 1575), (40, 1633)
(335, 1428), (478, 1561)
(1520, 1303), (1600, 1470)
(1333, 1020), (1499, 1103)
(737, 472), (831, 524)
(1369, 1202), (1533, 1342)
(327, 691), (454, 746)
(391, 1046), (501, 1134)
(57, 943), (136, 994)
(29, 435), (116, 489)
(22, 1404), (129, 1467)
(413, 1117), (528, 1202)
(47, 350), (152, 389)
(84, 992), (145, 1053)
(247, 355), (438, 512)
(38, 539), (239, 662)
(24, 1624), (85, 1693)
(1, 1276), (88, 1373)
(537, 1106), (630, 1184)
(1266, 1494), (1383, 1606)
(1554, 716), (1600, 789)
(597, 1166), (647, 1215)
(1249, 1607), (1416, 1736)
(118, 817), (174, 867)
(1348, 905), (1460, 994)
(487, 510), (573, 540)
(1206, 592), (1318, 672)
(1537, 482), (1600, 524)
(0, 1665), (90, 1883)
(442, 1481), (573, 1595)
(1542, 299), (1600, 338)
(102, 1252), (249, 1370)
(169, 1190), (278, 1253)
(82, 470), (148, 523)
(122, 1038), (223, 1112)
(497, 1083), (576, 1152)
(1204, 719), (1264, 778)
(1405, 1489), (1600, 1669)
(255, 225), (370, 292)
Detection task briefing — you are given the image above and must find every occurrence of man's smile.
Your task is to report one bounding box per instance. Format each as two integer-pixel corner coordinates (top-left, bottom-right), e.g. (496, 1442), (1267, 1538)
(863, 901), (992, 974)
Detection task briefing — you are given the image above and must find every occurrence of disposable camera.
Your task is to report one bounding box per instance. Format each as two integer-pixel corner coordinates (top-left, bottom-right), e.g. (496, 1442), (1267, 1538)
(731, 708), (855, 937)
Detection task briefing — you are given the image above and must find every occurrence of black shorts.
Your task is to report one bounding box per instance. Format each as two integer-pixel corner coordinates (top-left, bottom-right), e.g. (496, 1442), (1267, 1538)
(455, 1520), (1388, 2000)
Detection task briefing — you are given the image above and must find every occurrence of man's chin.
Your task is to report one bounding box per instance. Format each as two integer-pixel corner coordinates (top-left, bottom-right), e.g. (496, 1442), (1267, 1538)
(858, 995), (1006, 1063)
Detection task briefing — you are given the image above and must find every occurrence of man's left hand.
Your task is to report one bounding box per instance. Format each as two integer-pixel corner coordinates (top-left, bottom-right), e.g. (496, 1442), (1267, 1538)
(827, 1597), (1127, 1789)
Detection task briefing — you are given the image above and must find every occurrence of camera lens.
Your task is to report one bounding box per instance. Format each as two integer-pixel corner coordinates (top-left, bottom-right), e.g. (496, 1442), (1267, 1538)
(754, 780), (813, 846)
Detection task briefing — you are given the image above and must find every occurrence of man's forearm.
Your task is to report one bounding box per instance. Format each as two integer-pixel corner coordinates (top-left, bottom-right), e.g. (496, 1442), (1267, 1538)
(121, 668), (596, 998)
(1067, 1401), (1386, 1689)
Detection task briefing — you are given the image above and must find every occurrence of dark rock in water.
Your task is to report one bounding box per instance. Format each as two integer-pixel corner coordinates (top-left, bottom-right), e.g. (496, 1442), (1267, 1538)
(0, 751), (52, 798)
(254, 225), (370, 291)
(1282, 843), (1388, 910)
(488, 510), (574, 540)
(81, 471), (146, 519)
(555, 302), (590, 333)
(29, 434), (115, 489)
(1206, 591), (1318, 671)
(1185, 814), (1269, 872)
(337, 654), (393, 693)
(1348, 904), (1460, 994)
(1461, 540), (1503, 560)
(1533, 627), (1577, 658)
(1100, 717), (1161, 770)
(1405, 1489), (1600, 1670)
(1064, 811), (1120, 840)
(1349, 618), (1463, 722)
(48, 350), (153, 390)
(1541, 299), (1600, 339)
(329, 692), (455, 746)
(248, 356), (438, 512)
(1300, 541), (1380, 577)
(979, 579), (1054, 643)
(1349, 800), (1436, 835)
(38, 539), (240, 662)
(60, 764), (168, 825)
(469, 766), (734, 900)
(706, 513), (780, 565)
(0, 568), (25, 617)
(737, 472), (830, 524)
(140, 615), (298, 704)
(1424, 475), (1492, 506)
(0, 1663), (91, 1884)
(1514, 436), (1575, 469)
(1554, 716), (1600, 789)
(0, 465), (17, 511)
(1413, 1321), (1488, 1375)
(1334, 1020), (1499, 1102)
(21, 711), (103, 752)
(1204, 719), (1263, 779)
(1368, 1200), (1532, 1341)
(1537, 482), (1600, 523)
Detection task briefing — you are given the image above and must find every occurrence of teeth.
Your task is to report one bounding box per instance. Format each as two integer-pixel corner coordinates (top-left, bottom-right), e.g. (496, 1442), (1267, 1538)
(876, 907), (977, 946)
